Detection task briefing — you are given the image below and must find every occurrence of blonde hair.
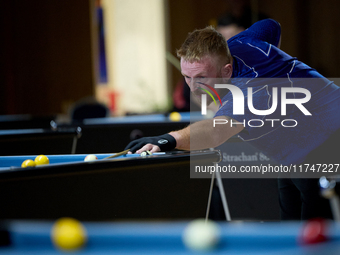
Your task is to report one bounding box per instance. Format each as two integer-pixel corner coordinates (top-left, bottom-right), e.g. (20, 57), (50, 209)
(177, 26), (232, 65)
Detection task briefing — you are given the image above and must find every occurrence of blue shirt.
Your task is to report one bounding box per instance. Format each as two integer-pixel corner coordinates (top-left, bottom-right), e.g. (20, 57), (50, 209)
(215, 19), (340, 164)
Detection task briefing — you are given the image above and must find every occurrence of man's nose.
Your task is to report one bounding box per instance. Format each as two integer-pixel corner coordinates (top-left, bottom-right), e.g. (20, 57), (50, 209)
(189, 80), (198, 92)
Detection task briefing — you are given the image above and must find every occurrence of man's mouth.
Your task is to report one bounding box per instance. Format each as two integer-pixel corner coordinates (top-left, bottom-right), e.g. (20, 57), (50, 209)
(192, 90), (204, 97)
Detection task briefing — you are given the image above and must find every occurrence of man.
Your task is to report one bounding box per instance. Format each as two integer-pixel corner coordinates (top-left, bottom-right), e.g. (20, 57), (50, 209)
(172, 12), (251, 113)
(125, 19), (340, 220)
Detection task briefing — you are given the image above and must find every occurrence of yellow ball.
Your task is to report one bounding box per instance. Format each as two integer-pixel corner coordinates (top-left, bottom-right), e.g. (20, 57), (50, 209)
(34, 155), (49, 166)
(169, 112), (182, 122)
(21, 159), (36, 168)
(51, 217), (87, 251)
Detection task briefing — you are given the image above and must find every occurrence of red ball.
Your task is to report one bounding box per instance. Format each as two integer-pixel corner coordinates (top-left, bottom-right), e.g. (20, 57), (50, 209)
(299, 218), (328, 245)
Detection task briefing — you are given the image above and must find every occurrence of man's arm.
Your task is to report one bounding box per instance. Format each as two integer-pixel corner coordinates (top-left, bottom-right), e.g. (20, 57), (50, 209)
(126, 116), (244, 153)
(170, 116), (244, 150)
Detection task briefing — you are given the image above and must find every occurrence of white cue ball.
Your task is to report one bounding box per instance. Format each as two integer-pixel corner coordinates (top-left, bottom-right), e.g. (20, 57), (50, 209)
(84, 154), (97, 162)
(182, 219), (221, 251)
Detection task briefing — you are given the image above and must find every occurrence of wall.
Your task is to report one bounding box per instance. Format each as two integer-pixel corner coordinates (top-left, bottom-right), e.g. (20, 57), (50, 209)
(1, 0), (340, 115)
(101, 0), (169, 115)
(0, 0), (96, 115)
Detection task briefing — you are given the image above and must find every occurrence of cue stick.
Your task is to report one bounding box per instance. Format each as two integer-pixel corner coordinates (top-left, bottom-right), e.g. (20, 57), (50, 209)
(320, 177), (340, 221)
(205, 171), (216, 222)
(166, 51), (181, 71)
(330, 194), (340, 222)
(71, 136), (77, 154)
(103, 149), (130, 159)
(215, 162), (232, 221)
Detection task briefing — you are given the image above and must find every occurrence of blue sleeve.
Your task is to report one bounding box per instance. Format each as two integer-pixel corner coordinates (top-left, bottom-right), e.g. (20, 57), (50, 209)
(233, 19), (281, 47)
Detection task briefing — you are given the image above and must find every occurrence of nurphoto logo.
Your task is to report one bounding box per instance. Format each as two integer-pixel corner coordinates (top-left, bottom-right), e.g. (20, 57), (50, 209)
(199, 83), (312, 128)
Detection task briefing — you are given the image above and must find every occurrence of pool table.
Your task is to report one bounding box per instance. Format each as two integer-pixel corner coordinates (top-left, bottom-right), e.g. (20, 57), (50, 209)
(0, 114), (56, 130)
(0, 126), (81, 156)
(0, 220), (340, 254)
(60, 111), (206, 154)
(0, 150), (219, 221)
(62, 113), (281, 221)
(0, 112), (203, 156)
(0, 112), (282, 221)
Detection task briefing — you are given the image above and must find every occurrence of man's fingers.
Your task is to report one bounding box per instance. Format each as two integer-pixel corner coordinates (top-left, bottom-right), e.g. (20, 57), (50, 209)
(135, 144), (153, 154)
(124, 134), (176, 153)
(149, 146), (161, 153)
(136, 144), (160, 154)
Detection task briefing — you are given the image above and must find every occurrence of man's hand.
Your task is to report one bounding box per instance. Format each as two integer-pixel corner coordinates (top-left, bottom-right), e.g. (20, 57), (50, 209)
(124, 133), (177, 154)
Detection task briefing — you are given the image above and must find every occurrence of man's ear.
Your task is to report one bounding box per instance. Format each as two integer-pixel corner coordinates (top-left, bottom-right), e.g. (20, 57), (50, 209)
(221, 63), (233, 79)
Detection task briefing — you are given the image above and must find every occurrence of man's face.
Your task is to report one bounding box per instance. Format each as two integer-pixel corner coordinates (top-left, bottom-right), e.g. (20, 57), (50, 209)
(181, 56), (224, 105)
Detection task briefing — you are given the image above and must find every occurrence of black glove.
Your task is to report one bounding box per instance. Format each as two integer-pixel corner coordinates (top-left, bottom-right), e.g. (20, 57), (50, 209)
(124, 133), (177, 153)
